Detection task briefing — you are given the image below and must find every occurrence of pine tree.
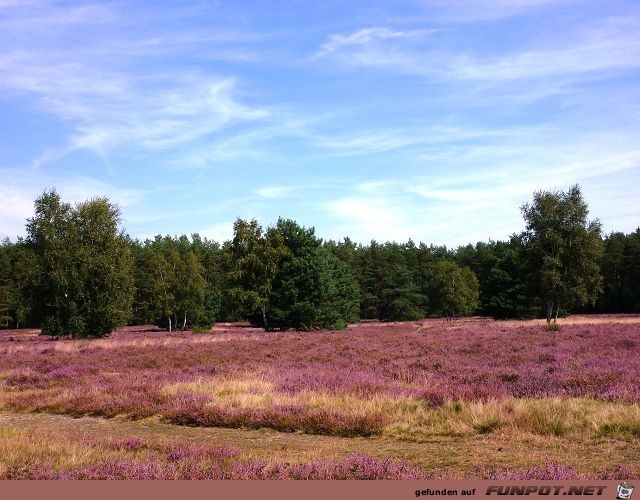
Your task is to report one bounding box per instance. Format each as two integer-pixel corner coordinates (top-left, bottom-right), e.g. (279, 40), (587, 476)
(268, 219), (359, 330)
(0, 240), (13, 328)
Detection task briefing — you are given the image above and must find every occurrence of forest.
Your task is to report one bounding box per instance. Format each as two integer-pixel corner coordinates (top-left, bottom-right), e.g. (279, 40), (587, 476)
(0, 184), (638, 337)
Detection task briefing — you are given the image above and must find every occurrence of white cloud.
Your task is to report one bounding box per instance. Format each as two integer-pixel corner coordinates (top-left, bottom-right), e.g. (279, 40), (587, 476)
(317, 137), (640, 247)
(0, 51), (269, 157)
(0, 3), (270, 168)
(312, 130), (421, 155)
(0, 169), (147, 239)
(316, 17), (640, 85)
(451, 18), (640, 81)
(198, 222), (234, 243)
(71, 78), (268, 153)
(325, 197), (414, 243)
(317, 27), (430, 56)
(0, 189), (34, 239)
(256, 186), (295, 199)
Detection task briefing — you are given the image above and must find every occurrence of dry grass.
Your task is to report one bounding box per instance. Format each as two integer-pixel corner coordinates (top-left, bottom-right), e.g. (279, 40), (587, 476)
(0, 334), (260, 355)
(163, 375), (640, 441)
(0, 411), (637, 477)
(0, 426), (130, 477)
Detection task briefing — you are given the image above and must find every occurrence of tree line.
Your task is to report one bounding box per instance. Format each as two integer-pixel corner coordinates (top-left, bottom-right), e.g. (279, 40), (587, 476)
(0, 185), (638, 337)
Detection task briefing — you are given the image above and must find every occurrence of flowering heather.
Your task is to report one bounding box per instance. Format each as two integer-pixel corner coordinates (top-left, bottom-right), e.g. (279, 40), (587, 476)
(0, 316), (638, 439)
(472, 460), (639, 480)
(4, 451), (638, 480)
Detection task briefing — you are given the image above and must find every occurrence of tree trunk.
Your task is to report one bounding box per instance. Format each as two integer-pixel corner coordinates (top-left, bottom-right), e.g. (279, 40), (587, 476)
(168, 316), (172, 332)
(182, 313), (187, 330)
(554, 304), (560, 323)
(546, 301), (553, 323)
(262, 306), (269, 331)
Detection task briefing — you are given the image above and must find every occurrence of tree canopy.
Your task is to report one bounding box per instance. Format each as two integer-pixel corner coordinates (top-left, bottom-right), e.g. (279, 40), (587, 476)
(0, 185), (636, 334)
(25, 191), (134, 337)
(521, 185), (603, 323)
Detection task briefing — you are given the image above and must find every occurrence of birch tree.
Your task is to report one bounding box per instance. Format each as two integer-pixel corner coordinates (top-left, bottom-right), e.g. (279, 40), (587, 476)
(521, 185), (603, 324)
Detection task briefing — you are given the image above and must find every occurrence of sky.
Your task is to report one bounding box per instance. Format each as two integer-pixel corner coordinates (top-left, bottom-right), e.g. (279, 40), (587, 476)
(0, 0), (639, 247)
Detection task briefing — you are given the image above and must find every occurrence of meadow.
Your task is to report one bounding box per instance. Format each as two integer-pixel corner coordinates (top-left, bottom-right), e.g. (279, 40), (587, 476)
(0, 315), (638, 479)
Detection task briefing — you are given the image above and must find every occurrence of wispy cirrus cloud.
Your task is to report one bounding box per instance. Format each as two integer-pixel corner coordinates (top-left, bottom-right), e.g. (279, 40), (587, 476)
(0, 57), (268, 161)
(0, 2), (272, 168)
(317, 27), (431, 56)
(325, 196), (414, 243)
(451, 17), (640, 81)
(256, 186), (296, 199)
(316, 16), (640, 83)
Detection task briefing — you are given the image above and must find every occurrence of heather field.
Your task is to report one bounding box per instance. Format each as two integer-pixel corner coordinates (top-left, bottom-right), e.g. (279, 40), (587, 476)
(0, 315), (639, 480)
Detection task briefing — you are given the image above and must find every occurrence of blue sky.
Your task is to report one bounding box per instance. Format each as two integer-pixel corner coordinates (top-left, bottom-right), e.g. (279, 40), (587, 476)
(1, 0), (638, 247)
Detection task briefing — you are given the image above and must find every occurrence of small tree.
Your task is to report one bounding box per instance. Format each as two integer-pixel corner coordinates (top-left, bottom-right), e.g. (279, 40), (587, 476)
(521, 185), (603, 323)
(26, 190), (134, 337)
(71, 198), (134, 336)
(429, 261), (479, 319)
(147, 251), (175, 331)
(379, 265), (426, 321)
(225, 218), (286, 330)
(268, 219), (359, 330)
(173, 250), (206, 329)
(26, 191), (79, 336)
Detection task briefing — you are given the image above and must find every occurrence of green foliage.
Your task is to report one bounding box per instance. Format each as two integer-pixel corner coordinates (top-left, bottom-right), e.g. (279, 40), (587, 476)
(316, 250), (361, 329)
(595, 230), (640, 313)
(26, 191), (134, 337)
(1, 185), (636, 333)
(147, 251), (174, 328)
(521, 185), (603, 323)
(0, 240), (14, 328)
(267, 219), (360, 331)
(325, 239), (439, 322)
(379, 265), (426, 321)
(428, 261), (480, 318)
(224, 218), (287, 329)
(481, 237), (539, 319)
(191, 325), (212, 334)
(170, 249), (206, 330)
(201, 282), (221, 328)
(130, 238), (214, 331)
(546, 322), (562, 332)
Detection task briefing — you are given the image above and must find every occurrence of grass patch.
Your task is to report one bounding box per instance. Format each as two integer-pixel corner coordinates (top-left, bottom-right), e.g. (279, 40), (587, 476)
(191, 326), (213, 335)
(163, 376), (639, 441)
(0, 411), (637, 479)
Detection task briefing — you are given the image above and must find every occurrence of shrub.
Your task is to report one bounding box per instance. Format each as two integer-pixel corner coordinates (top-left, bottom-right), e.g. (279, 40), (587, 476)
(192, 325), (212, 334)
(546, 322), (562, 332)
